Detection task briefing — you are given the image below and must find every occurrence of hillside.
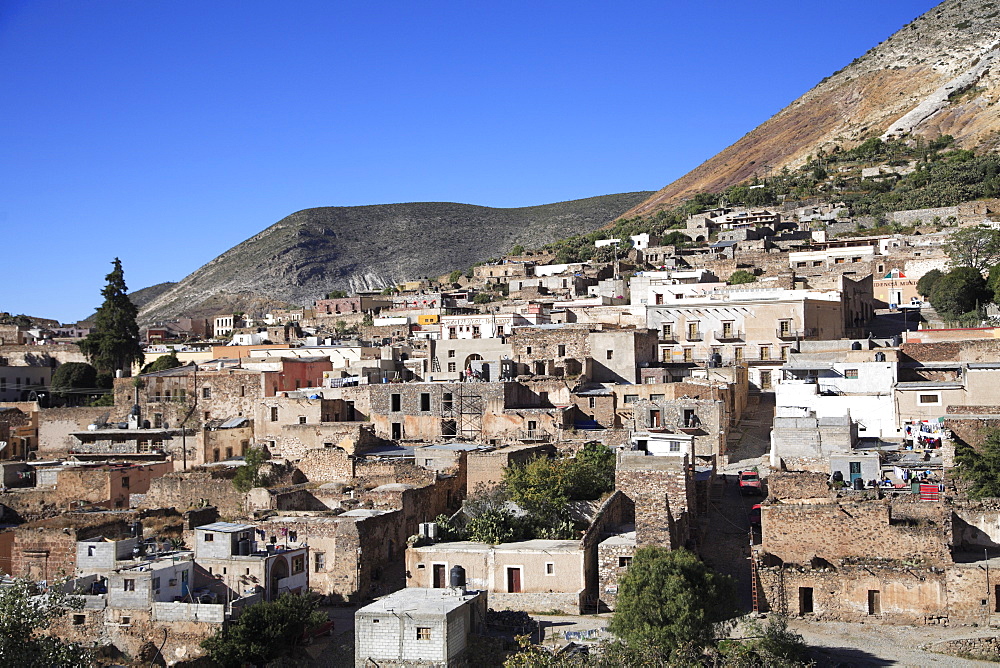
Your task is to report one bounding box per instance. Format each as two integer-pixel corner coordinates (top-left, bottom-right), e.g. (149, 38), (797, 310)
(137, 193), (651, 323)
(627, 0), (1000, 217)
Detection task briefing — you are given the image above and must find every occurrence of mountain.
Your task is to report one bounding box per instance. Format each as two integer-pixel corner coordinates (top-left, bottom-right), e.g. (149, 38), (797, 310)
(136, 193), (652, 323)
(627, 0), (1000, 217)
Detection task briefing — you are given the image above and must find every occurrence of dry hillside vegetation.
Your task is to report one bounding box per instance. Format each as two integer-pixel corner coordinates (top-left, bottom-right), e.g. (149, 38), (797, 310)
(629, 0), (1000, 216)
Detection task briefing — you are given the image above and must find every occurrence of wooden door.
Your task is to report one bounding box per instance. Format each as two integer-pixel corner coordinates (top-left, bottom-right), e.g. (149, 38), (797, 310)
(433, 564), (446, 588)
(507, 567), (522, 593)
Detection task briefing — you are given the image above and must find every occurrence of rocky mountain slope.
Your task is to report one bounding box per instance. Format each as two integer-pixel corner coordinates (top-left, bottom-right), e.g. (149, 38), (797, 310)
(137, 193), (651, 323)
(627, 0), (1000, 217)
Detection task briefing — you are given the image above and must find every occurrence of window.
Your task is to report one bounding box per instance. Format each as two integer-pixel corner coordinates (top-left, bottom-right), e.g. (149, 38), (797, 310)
(420, 393), (431, 411)
(314, 553), (326, 571)
(780, 346), (789, 361)
(918, 394), (940, 405)
(618, 556), (632, 568)
(391, 393), (401, 412)
(292, 555), (305, 574)
(152, 577), (160, 591)
(662, 323), (673, 339)
(545, 562), (555, 575)
(623, 394), (639, 404)
(298, 416), (307, 424)
(447, 362), (456, 373)
(153, 413), (163, 428)
(834, 257), (845, 264)
(650, 394), (664, 401)
(722, 321), (734, 337)
(588, 397), (596, 409)
(734, 348), (744, 363)
(845, 369), (859, 379)
(123, 579), (135, 591)
(796, 261), (806, 268)
(557, 344), (566, 357)
(121, 476), (130, 489)
(687, 322), (699, 339)
(683, 348), (693, 363)
(121, 616), (131, 625)
(649, 410), (661, 428)
(526, 346), (533, 355)
(447, 350), (455, 358)
(416, 627), (431, 641)
(202, 387), (211, 399)
(270, 407), (279, 421)
(73, 614), (86, 625)
(606, 350), (613, 360)
(812, 260), (822, 267)
(759, 346), (770, 361)
(669, 440), (681, 452)
(472, 325), (481, 338)
(204, 533), (214, 542)
(87, 545), (96, 557)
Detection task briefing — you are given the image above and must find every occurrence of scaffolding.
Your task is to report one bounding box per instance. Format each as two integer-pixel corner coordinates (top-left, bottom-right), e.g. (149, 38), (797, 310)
(441, 384), (482, 440)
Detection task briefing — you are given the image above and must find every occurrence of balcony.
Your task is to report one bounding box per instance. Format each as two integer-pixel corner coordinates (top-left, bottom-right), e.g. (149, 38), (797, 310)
(714, 329), (744, 342)
(518, 430), (551, 442)
(776, 328), (816, 340)
(685, 329), (704, 341)
(660, 332), (678, 343)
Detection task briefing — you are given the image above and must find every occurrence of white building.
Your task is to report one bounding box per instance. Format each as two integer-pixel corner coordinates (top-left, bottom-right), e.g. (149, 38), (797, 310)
(355, 588), (485, 667)
(776, 340), (900, 438)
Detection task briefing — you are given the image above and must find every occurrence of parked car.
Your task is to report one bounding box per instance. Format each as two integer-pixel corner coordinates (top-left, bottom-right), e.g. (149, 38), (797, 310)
(738, 470), (762, 495)
(749, 503), (762, 526)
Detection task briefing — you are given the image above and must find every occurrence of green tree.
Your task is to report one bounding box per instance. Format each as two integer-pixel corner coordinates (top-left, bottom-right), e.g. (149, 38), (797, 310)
(140, 353), (183, 375)
(956, 429), (1000, 499)
(728, 270), (757, 285)
(0, 578), (91, 668)
(510, 244), (526, 256)
(916, 268), (944, 298)
(564, 442), (615, 500)
(448, 269), (463, 284)
(325, 289), (348, 299)
(473, 292), (494, 304)
(201, 593), (327, 668)
(79, 258), (144, 377)
(609, 547), (737, 662)
(233, 446), (271, 492)
(929, 267), (990, 318)
(944, 226), (1000, 271)
(49, 362), (98, 406)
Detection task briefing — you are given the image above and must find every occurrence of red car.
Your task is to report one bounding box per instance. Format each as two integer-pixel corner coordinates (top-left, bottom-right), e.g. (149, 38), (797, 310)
(749, 503), (762, 526)
(738, 471), (762, 495)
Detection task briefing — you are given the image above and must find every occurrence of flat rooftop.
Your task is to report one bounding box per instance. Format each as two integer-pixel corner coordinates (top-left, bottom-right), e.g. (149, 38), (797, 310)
(358, 587), (480, 616)
(410, 539), (580, 553)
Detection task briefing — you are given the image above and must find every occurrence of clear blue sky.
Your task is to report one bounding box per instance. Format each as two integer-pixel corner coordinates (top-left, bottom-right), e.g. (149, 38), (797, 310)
(0, 0), (940, 322)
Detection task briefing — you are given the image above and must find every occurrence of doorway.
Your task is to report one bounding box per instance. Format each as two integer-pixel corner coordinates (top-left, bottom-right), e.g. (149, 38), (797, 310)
(506, 567), (522, 593)
(868, 589), (881, 615)
(433, 564), (446, 588)
(849, 461), (862, 484)
(798, 587), (813, 614)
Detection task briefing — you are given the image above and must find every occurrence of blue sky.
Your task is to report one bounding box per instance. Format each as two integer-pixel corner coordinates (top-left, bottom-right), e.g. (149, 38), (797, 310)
(0, 0), (940, 322)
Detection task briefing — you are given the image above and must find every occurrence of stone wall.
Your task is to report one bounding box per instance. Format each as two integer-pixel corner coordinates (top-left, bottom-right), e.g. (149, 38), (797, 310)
(930, 636), (1000, 661)
(756, 562), (948, 624)
(615, 454), (691, 549)
(466, 444), (555, 493)
(488, 590), (584, 614)
(296, 447), (355, 482)
(767, 471), (830, 500)
(761, 499), (949, 566)
(139, 470), (245, 519)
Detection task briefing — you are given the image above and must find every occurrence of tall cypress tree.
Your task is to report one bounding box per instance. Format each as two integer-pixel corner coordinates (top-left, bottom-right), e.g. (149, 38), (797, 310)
(79, 258), (144, 377)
